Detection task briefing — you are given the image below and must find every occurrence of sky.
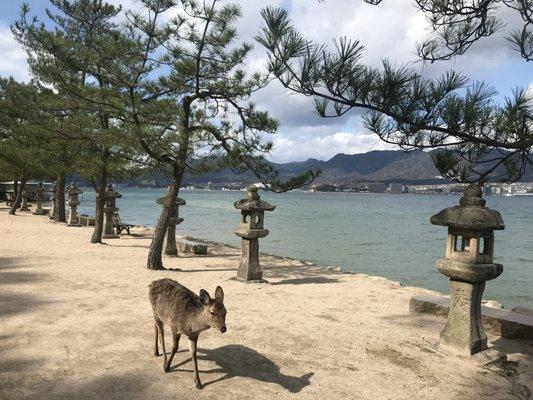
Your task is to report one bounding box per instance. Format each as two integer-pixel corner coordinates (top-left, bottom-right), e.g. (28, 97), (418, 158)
(0, 0), (531, 163)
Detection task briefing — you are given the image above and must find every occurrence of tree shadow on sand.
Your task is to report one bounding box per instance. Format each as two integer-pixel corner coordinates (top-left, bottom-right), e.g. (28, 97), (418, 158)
(172, 344), (313, 393)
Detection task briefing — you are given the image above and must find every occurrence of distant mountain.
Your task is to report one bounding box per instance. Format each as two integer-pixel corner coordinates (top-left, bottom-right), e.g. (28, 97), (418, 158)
(121, 149), (533, 187)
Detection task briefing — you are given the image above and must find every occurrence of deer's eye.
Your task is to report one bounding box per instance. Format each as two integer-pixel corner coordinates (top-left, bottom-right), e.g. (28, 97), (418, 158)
(210, 311), (215, 315)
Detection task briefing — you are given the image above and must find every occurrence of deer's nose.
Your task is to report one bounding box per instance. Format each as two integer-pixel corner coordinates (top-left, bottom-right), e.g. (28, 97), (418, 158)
(220, 326), (227, 333)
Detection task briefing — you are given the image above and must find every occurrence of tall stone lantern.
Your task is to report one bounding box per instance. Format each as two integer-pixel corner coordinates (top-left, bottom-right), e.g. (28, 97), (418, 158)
(430, 184), (505, 355)
(67, 183), (83, 227)
(33, 182), (46, 215)
(156, 188), (186, 255)
(103, 185), (121, 239)
(234, 186), (276, 282)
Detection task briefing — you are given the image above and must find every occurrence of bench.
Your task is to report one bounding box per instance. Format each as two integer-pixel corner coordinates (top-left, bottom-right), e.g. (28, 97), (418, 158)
(178, 240), (207, 255)
(113, 212), (135, 235)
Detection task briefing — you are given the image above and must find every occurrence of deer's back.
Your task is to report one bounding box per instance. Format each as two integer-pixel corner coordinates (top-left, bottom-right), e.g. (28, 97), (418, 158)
(149, 278), (201, 330)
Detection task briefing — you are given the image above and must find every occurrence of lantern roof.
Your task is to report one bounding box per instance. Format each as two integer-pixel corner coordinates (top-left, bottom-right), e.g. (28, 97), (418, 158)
(430, 184), (504, 231)
(234, 186), (276, 212)
(104, 185), (121, 199)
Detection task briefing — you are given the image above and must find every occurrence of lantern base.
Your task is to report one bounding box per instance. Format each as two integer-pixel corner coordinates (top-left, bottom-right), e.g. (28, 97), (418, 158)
(440, 279), (488, 355)
(237, 238), (263, 281)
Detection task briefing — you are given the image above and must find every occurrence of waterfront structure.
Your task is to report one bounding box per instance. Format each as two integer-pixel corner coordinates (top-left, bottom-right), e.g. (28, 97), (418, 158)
(33, 182), (46, 215)
(234, 186), (275, 282)
(430, 184), (505, 355)
(67, 183), (83, 227)
(103, 185), (121, 239)
(156, 188), (186, 255)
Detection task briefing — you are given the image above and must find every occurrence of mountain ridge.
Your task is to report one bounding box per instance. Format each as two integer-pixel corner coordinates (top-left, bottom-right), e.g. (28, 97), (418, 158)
(126, 149), (533, 187)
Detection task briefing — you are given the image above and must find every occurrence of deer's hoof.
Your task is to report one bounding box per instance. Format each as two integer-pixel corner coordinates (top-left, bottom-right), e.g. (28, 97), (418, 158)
(164, 364), (170, 373)
(154, 351), (160, 357)
(195, 382), (203, 390)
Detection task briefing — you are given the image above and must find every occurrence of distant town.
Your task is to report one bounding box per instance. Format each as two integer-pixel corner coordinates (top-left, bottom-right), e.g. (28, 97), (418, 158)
(178, 181), (533, 196)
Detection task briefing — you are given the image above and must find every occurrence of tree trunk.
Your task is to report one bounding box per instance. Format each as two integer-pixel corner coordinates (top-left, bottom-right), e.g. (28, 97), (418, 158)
(147, 170), (182, 270)
(9, 178), (25, 215)
(146, 96), (192, 270)
(91, 151), (108, 244)
(11, 179), (19, 210)
(54, 175), (66, 223)
(50, 179), (58, 221)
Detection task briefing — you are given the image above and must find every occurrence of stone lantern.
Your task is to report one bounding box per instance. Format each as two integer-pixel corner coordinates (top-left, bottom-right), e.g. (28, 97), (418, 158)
(33, 182), (46, 215)
(103, 185), (121, 239)
(430, 184), (505, 355)
(49, 181), (57, 220)
(156, 188), (186, 255)
(19, 187), (30, 212)
(67, 183), (83, 227)
(234, 186), (276, 282)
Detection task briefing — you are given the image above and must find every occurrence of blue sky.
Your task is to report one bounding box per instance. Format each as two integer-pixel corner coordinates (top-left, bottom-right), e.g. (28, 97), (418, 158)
(1, 0), (531, 162)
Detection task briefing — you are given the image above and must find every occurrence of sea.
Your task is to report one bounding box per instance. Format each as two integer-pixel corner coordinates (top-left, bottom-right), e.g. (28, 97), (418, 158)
(77, 188), (533, 308)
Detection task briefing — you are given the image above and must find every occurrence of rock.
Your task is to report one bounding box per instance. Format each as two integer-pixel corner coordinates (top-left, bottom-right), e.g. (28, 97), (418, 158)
(178, 240), (207, 255)
(482, 300), (503, 309)
(471, 348), (507, 367)
(333, 266), (342, 272)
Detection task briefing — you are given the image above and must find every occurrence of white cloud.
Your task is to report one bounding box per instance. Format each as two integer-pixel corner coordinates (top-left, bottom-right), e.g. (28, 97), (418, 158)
(0, 24), (29, 81)
(270, 130), (397, 163)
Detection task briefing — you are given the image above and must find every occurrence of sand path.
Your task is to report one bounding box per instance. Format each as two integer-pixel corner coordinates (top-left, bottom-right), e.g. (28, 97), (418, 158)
(1, 208), (531, 399)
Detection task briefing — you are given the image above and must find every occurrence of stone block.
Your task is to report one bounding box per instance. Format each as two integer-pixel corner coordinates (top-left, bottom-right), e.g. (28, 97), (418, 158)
(178, 240), (207, 255)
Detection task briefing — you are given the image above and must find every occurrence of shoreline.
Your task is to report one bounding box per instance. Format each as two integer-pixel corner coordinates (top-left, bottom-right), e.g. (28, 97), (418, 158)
(142, 228), (509, 309)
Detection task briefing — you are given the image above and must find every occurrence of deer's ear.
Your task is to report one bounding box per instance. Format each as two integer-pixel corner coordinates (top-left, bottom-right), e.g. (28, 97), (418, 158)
(214, 286), (224, 302)
(199, 289), (211, 305)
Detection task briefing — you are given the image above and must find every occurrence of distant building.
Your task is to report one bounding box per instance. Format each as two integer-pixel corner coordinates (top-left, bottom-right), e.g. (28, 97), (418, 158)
(386, 183), (406, 194)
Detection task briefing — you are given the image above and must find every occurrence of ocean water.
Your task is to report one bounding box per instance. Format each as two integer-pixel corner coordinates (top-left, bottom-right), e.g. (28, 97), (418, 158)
(77, 188), (533, 308)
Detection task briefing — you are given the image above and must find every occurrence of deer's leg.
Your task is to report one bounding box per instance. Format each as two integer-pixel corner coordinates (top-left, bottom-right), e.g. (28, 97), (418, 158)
(188, 335), (202, 389)
(154, 320), (160, 356)
(165, 332), (180, 372)
(157, 320), (167, 372)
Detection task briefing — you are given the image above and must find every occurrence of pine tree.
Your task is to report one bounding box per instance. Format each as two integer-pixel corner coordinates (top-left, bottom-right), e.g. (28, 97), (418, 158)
(257, 4), (532, 183)
(13, 0), (140, 241)
(102, 0), (318, 269)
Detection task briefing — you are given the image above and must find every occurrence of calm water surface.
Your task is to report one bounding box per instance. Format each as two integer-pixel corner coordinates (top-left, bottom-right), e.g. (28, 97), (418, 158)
(77, 189), (533, 308)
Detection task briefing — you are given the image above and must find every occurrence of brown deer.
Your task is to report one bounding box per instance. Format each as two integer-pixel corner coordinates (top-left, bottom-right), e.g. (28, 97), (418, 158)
(148, 278), (227, 389)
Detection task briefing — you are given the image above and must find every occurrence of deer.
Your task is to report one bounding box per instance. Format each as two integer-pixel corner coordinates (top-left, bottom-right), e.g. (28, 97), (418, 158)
(148, 278), (227, 389)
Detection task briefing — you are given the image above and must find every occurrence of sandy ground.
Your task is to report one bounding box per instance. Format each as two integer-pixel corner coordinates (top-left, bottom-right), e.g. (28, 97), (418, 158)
(1, 207), (532, 400)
